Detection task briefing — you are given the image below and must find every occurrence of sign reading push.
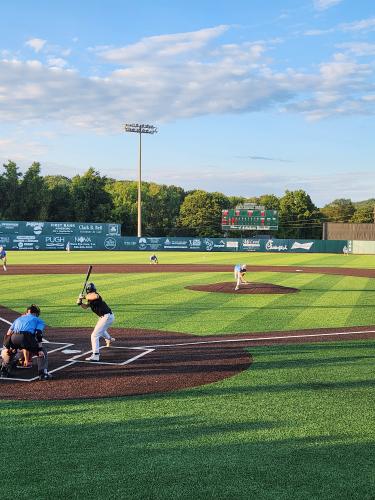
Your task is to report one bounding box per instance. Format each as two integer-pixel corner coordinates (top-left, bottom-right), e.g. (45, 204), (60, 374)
(221, 205), (279, 231)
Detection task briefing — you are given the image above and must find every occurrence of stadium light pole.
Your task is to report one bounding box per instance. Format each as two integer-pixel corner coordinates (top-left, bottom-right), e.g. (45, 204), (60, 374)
(124, 123), (158, 237)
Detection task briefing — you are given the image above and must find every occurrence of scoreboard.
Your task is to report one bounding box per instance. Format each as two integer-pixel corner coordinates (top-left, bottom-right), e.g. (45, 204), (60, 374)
(221, 208), (278, 231)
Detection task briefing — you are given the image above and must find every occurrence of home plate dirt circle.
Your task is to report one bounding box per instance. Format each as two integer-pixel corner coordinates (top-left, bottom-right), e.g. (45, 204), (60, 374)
(0, 325), (252, 401)
(186, 282), (299, 294)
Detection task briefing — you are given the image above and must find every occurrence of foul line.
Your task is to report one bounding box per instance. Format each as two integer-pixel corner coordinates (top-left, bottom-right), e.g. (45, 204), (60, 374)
(0, 316), (12, 326)
(136, 329), (375, 349)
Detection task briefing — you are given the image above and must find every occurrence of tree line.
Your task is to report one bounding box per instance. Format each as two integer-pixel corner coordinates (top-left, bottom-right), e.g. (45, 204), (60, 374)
(0, 161), (373, 238)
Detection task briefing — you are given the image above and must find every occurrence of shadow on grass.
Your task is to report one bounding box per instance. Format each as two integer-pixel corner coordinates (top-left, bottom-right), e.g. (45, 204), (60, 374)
(0, 413), (374, 500)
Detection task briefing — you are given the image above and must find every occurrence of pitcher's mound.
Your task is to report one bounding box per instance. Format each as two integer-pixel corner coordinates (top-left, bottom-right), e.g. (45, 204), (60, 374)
(186, 282), (300, 294)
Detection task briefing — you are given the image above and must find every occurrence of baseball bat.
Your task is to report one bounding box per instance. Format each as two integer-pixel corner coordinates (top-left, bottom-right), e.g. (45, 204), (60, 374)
(78, 265), (93, 300)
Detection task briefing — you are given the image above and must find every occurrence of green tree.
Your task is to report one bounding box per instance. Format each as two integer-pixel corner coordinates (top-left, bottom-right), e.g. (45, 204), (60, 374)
(0, 160), (22, 219)
(18, 162), (47, 220)
(71, 168), (113, 222)
(106, 180), (138, 234)
(142, 183), (185, 236)
(44, 175), (74, 221)
(351, 204), (374, 223)
(258, 194), (280, 210)
(321, 199), (355, 222)
(278, 190), (321, 238)
(177, 190), (230, 237)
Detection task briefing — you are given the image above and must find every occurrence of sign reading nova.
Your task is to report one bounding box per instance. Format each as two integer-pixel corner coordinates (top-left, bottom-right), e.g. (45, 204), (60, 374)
(221, 204), (278, 231)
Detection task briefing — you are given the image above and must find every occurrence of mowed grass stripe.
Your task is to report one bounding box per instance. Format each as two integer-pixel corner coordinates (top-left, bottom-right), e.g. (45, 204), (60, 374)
(220, 273), (334, 333)
(344, 276), (375, 327)
(120, 272), (229, 331)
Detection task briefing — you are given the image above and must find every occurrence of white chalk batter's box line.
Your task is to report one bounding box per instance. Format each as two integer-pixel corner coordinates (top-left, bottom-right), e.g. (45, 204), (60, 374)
(0, 342), (74, 383)
(68, 346), (155, 366)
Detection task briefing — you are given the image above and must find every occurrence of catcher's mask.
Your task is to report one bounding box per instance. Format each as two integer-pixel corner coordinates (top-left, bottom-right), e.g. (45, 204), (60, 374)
(28, 304), (40, 316)
(86, 282), (97, 293)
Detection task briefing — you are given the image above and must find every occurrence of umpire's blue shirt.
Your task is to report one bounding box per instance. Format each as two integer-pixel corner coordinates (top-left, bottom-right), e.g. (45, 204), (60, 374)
(10, 314), (45, 334)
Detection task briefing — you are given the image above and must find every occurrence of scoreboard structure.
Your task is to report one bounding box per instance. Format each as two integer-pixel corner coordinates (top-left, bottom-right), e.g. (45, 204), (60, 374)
(221, 206), (279, 231)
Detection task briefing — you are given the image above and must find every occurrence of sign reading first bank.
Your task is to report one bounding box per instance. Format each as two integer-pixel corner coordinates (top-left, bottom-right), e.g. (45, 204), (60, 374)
(0, 221), (121, 237)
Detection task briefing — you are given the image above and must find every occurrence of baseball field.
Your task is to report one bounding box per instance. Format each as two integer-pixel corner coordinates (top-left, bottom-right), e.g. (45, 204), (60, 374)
(0, 251), (374, 499)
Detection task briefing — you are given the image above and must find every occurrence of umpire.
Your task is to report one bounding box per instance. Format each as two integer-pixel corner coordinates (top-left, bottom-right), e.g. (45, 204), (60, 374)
(0, 304), (52, 380)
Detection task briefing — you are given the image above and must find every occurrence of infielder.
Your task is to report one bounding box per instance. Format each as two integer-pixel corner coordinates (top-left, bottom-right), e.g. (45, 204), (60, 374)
(77, 282), (115, 362)
(0, 304), (51, 380)
(149, 254), (158, 264)
(0, 246), (7, 271)
(234, 264), (248, 291)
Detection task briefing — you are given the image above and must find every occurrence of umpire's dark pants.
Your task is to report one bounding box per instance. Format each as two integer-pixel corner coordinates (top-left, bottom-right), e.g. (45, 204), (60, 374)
(2, 332), (48, 372)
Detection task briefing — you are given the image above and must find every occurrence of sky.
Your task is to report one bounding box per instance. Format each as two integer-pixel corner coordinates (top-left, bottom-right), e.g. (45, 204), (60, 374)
(0, 0), (374, 207)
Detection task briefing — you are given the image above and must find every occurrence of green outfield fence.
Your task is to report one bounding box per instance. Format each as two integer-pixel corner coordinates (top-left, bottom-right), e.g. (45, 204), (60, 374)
(0, 220), (350, 253)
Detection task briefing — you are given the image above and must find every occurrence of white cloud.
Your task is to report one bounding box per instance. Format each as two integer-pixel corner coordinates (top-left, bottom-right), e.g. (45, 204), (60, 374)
(341, 17), (375, 32)
(313, 0), (343, 11)
(305, 16), (375, 36)
(96, 25), (230, 63)
(0, 27), (374, 132)
(25, 38), (47, 53)
(47, 57), (68, 68)
(337, 42), (375, 56)
(0, 135), (46, 162)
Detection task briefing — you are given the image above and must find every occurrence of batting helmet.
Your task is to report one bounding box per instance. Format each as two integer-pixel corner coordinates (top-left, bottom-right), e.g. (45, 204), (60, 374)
(28, 304), (41, 316)
(86, 282), (97, 293)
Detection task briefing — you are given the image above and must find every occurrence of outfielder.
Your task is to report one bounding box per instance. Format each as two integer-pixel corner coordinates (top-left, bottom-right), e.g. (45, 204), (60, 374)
(234, 264), (248, 291)
(77, 282), (115, 362)
(0, 304), (51, 380)
(0, 246), (7, 271)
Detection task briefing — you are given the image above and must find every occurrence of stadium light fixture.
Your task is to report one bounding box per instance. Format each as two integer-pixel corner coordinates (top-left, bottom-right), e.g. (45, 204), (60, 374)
(124, 123), (158, 237)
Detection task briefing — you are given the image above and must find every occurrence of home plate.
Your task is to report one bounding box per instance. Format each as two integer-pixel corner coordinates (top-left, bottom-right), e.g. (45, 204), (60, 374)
(62, 349), (82, 354)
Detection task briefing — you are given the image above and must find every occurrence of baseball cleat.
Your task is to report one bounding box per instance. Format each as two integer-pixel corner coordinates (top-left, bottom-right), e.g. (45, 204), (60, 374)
(235, 287), (239, 291)
(0, 365), (10, 378)
(105, 337), (116, 347)
(38, 372), (53, 381)
(85, 354), (100, 361)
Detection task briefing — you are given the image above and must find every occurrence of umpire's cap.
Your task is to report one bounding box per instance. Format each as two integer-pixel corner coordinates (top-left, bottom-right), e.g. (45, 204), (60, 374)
(28, 304), (40, 316)
(86, 282), (97, 293)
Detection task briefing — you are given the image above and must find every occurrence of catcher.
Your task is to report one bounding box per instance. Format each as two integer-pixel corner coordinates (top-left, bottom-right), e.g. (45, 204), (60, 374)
(77, 282), (115, 362)
(234, 264), (248, 291)
(0, 304), (51, 380)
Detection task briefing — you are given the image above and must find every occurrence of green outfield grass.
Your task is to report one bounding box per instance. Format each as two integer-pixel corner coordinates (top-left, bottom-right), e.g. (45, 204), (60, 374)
(1, 271), (374, 334)
(4, 249), (375, 268)
(1, 341), (374, 500)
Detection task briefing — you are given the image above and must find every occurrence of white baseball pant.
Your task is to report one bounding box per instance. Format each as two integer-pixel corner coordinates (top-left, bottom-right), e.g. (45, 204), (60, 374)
(91, 313), (115, 353)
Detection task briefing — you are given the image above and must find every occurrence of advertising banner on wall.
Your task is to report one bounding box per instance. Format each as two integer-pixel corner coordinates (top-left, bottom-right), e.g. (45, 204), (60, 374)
(0, 221), (121, 237)
(6, 234), (122, 251)
(0, 225), (349, 254)
(119, 237), (348, 253)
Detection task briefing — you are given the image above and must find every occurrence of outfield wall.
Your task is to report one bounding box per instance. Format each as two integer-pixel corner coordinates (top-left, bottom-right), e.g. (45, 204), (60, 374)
(0, 232), (349, 253)
(351, 240), (375, 254)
